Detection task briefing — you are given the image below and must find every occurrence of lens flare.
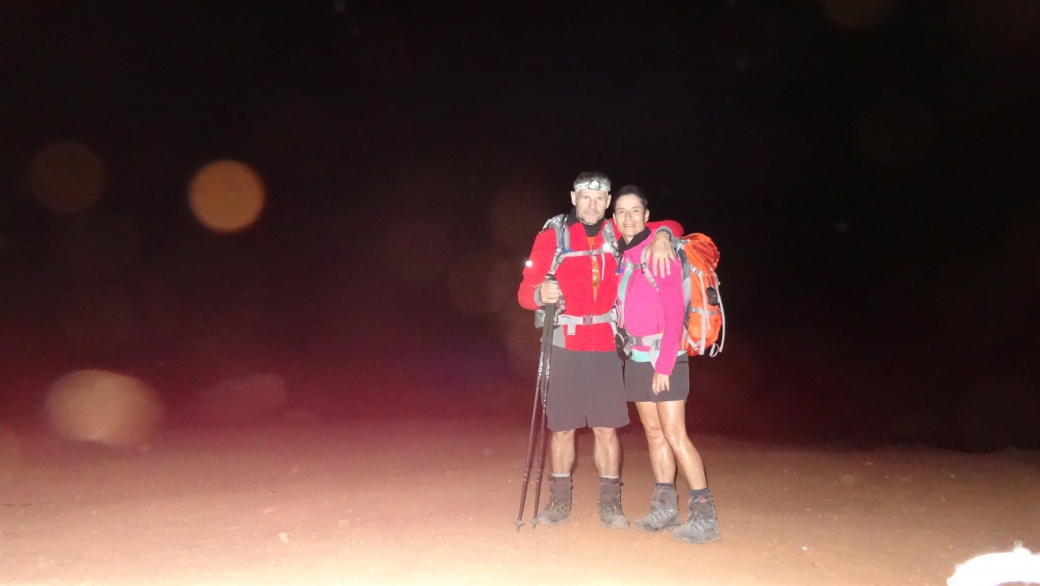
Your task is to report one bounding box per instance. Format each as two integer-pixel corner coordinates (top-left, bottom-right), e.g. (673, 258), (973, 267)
(46, 370), (164, 447)
(948, 542), (1040, 586)
(30, 141), (107, 213)
(189, 160), (266, 233)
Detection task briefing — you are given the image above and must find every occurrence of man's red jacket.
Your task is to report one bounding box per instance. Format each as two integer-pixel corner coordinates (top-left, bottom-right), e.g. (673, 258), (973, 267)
(518, 215), (682, 352)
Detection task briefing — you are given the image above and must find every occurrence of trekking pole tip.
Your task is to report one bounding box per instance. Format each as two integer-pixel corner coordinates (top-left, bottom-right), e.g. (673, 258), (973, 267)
(514, 519), (524, 532)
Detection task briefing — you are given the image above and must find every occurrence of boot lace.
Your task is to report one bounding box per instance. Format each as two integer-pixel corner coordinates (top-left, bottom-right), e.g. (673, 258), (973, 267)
(639, 505), (679, 528)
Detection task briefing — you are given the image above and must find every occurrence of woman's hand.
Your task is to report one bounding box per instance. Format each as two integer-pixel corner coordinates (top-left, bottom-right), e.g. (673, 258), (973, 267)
(652, 373), (671, 395)
(647, 230), (678, 276)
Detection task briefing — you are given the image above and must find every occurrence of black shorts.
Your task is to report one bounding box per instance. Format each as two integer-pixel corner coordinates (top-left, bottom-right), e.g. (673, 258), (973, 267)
(624, 355), (690, 403)
(545, 347), (628, 432)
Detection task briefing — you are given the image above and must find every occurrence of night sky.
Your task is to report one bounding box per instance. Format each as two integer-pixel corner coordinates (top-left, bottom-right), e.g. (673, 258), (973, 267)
(2, 1), (1039, 450)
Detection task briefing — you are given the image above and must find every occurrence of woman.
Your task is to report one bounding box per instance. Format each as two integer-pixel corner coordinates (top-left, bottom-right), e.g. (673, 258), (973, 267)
(613, 185), (720, 544)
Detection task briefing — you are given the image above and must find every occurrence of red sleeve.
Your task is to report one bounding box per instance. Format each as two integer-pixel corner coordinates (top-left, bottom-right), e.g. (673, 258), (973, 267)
(517, 228), (557, 310)
(646, 219), (683, 237)
(608, 218), (683, 236)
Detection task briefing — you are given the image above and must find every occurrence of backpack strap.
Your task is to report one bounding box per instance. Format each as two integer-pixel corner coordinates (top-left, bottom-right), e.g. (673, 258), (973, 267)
(544, 215), (620, 275)
(537, 214), (621, 344)
(543, 214), (571, 276)
(615, 256), (635, 329)
(556, 308), (617, 334)
(616, 253), (665, 365)
(638, 247), (660, 291)
(600, 221), (619, 260)
(631, 332), (664, 368)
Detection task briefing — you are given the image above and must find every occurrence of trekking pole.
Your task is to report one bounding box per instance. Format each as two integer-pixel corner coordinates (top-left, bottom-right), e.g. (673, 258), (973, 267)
(515, 280), (558, 532)
(528, 317), (553, 530)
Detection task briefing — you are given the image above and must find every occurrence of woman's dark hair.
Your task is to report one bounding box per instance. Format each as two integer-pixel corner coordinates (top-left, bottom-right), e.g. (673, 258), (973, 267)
(615, 185), (648, 209)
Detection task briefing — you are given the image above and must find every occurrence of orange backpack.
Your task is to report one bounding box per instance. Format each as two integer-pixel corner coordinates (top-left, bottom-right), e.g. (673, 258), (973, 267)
(639, 233), (726, 357)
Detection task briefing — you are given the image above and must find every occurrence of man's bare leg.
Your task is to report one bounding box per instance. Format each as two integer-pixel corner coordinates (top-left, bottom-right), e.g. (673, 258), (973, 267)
(550, 429), (576, 475)
(591, 427), (620, 476)
(635, 401), (677, 483)
(657, 401), (707, 489)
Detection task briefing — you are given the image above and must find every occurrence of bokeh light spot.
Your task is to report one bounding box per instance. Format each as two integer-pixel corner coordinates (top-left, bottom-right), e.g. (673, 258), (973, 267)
(189, 160), (266, 233)
(819, 0), (893, 30)
(46, 370), (164, 447)
(30, 141), (107, 213)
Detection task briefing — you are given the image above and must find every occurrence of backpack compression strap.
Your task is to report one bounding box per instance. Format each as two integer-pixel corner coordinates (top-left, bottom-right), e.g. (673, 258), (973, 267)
(555, 308), (617, 336)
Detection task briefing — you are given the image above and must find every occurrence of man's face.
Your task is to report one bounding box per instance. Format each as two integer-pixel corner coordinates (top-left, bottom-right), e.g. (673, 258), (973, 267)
(613, 194), (649, 240)
(570, 188), (610, 225)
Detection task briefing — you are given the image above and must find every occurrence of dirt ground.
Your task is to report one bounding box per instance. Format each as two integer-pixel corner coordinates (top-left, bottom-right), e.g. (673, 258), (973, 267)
(2, 419), (1039, 586)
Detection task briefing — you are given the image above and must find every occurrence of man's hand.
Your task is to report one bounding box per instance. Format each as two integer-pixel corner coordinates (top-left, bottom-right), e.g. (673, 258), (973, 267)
(652, 373), (670, 395)
(647, 230), (678, 277)
(539, 279), (561, 305)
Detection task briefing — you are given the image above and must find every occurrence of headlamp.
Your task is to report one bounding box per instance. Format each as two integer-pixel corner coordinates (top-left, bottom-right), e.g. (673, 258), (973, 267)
(573, 178), (611, 193)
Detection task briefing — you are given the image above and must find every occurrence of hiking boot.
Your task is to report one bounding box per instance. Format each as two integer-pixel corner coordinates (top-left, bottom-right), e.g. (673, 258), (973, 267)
(633, 484), (680, 533)
(673, 493), (721, 544)
(533, 475), (571, 527)
(598, 477), (629, 529)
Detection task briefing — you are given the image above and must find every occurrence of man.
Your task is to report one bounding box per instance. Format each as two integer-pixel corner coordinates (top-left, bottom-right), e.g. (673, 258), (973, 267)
(517, 172), (680, 529)
(613, 185), (720, 544)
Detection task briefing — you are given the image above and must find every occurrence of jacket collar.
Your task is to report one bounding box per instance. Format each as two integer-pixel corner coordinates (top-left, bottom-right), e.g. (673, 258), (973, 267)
(566, 207), (605, 238)
(616, 227), (651, 256)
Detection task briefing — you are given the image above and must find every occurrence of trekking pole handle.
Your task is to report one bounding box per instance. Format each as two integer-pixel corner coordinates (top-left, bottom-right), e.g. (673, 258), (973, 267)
(544, 274), (562, 314)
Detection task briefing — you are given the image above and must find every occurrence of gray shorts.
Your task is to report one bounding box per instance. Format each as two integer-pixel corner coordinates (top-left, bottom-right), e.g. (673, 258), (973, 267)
(624, 355), (690, 403)
(545, 347), (628, 432)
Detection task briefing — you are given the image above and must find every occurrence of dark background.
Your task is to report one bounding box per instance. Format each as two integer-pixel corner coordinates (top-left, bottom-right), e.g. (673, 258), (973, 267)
(2, 0), (1039, 451)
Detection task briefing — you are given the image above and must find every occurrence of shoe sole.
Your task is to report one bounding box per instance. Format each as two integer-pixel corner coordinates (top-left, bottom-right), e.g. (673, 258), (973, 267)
(600, 520), (630, 530)
(533, 516), (570, 527)
(634, 519), (681, 533)
(673, 529), (721, 544)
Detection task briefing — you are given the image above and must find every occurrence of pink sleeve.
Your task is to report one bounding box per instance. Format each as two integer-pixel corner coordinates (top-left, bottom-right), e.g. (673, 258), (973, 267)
(654, 256), (686, 376)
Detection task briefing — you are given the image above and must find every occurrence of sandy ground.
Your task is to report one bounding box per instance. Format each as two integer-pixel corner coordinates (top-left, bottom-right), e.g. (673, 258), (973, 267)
(1, 419), (1039, 586)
